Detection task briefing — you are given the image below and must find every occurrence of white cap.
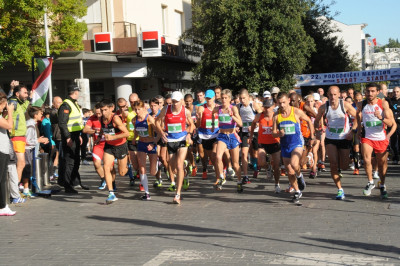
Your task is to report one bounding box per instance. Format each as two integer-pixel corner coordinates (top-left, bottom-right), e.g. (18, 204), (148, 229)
(313, 93), (320, 101)
(271, 87), (280, 94)
(171, 91), (183, 101)
(263, 90), (271, 98)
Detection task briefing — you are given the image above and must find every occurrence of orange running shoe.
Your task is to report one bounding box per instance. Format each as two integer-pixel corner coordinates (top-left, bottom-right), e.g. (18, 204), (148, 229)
(280, 168), (286, 176)
(191, 166), (197, 177)
(202, 171), (207, 180)
(139, 184), (145, 192)
(353, 169), (359, 175)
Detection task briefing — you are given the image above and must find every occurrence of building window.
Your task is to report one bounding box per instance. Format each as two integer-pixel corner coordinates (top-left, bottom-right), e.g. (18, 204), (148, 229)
(162, 5), (168, 35)
(174, 11), (183, 38)
(393, 57), (400, 62)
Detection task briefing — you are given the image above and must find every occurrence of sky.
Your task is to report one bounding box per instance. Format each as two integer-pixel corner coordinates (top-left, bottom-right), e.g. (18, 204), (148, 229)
(322, 0), (400, 45)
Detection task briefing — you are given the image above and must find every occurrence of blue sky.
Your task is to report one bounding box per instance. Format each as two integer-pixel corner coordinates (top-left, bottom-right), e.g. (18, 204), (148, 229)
(322, 0), (399, 45)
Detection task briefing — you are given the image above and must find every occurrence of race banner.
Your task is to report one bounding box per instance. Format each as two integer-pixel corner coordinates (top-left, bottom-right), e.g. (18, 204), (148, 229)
(294, 68), (400, 87)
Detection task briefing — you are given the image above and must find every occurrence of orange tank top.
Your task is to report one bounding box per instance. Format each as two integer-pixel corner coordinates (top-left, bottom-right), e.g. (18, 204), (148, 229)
(299, 102), (311, 138)
(258, 113), (280, 144)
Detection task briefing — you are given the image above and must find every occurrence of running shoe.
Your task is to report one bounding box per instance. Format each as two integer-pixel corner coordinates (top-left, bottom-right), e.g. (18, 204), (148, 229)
(227, 168), (235, 178)
(363, 182), (375, 196)
(106, 193), (118, 204)
(336, 189), (345, 200)
(173, 194), (181, 204)
(285, 184), (295, 193)
(297, 173), (306, 191)
(373, 171), (380, 179)
(153, 179), (163, 188)
(237, 182), (243, 193)
(221, 178), (226, 186)
(0, 205), (16, 216)
(195, 153), (200, 163)
(309, 171), (316, 179)
(139, 184), (145, 192)
(349, 163), (355, 170)
(274, 184), (281, 194)
(202, 171), (207, 180)
(353, 169), (359, 175)
(242, 176), (250, 184)
(338, 170), (343, 179)
(318, 163), (326, 172)
(214, 179), (224, 190)
(253, 169), (259, 179)
(280, 168), (286, 176)
(183, 178), (190, 190)
(188, 165), (193, 176)
(82, 160), (90, 165)
(98, 180), (106, 190)
(292, 191), (302, 204)
(22, 190), (36, 198)
(307, 152), (314, 168)
(380, 185), (388, 199)
(11, 197), (26, 204)
(141, 193), (151, 201)
(167, 183), (176, 191)
(191, 166), (197, 177)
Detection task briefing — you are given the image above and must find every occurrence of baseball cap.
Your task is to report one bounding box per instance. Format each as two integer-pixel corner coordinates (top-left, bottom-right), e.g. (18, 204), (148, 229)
(171, 91), (183, 101)
(271, 87), (280, 94)
(312, 93), (320, 101)
(263, 99), (274, 107)
(67, 85), (80, 93)
(263, 90), (271, 98)
(205, 89), (215, 99)
(251, 92), (258, 97)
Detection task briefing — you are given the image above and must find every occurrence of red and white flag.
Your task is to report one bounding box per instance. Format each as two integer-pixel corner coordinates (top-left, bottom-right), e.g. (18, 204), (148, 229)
(32, 58), (53, 107)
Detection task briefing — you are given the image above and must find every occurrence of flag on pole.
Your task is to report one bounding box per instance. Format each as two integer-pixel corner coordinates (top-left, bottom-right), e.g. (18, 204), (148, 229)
(32, 58), (53, 107)
(373, 38), (377, 46)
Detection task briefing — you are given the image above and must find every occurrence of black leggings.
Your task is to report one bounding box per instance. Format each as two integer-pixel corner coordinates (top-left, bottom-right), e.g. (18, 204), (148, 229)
(0, 151), (10, 209)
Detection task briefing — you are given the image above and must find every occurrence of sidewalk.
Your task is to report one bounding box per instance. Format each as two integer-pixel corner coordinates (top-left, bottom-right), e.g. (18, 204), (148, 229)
(1, 162), (399, 265)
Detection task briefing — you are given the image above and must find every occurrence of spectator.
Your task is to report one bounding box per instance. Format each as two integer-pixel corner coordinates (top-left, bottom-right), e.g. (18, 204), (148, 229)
(0, 92), (16, 216)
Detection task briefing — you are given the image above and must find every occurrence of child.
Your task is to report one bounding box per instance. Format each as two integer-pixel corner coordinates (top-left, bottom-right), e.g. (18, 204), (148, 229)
(21, 106), (49, 197)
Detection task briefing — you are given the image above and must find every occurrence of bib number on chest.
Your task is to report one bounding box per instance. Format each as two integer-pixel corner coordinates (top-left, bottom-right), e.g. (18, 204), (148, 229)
(103, 128), (115, 135)
(281, 124), (295, 135)
(219, 114), (232, 123)
(262, 126), (272, 135)
(168, 123), (183, 133)
(329, 127), (344, 134)
(205, 119), (218, 129)
(136, 127), (149, 137)
(366, 120), (382, 128)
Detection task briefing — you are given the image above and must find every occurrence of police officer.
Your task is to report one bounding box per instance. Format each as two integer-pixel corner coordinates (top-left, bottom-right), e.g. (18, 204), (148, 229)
(58, 85), (88, 193)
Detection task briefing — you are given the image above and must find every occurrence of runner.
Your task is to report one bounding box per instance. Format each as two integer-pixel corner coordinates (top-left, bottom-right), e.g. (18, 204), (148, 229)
(356, 83), (396, 199)
(155, 91), (195, 204)
(196, 89), (219, 180)
(149, 97), (163, 187)
(184, 93), (198, 183)
(82, 103), (108, 189)
(352, 91), (364, 175)
(305, 93), (320, 179)
(132, 100), (160, 200)
(97, 99), (130, 204)
(250, 99), (281, 193)
(272, 92), (314, 203)
(212, 89), (243, 192)
(127, 94), (140, 187)
(314, 86), (357, 200)
(238, 88), (262, 183)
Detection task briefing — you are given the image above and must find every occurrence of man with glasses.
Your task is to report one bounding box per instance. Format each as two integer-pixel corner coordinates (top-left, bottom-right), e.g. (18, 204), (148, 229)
(126, 93), (140, 187)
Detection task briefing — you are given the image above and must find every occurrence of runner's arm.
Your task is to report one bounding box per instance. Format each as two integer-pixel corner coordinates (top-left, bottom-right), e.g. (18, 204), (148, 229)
(231, 105), (242, 127)
(313, 104), (325, 130)
(250, 113), (261, 139)
(147, 115), (160, 143)
(380, 100), (395, 127)
(303, 104), (317, 118)
(343, 101), (358, 130)
(111, 115), (129, 140)
(196, 105), (204, 128)
(296, 108), (315, 139)
(155, 106), (168, 142)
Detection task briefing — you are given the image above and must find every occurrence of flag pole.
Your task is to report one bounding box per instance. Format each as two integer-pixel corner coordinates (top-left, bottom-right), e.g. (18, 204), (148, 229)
(44, 11), (52, 105)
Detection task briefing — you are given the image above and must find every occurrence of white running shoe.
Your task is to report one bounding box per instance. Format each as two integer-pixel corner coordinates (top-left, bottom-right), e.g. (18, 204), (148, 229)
(373, 171), (379, 179)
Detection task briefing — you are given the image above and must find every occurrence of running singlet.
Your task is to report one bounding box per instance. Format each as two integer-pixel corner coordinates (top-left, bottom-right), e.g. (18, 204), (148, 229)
(299, 102), (311, 138)
(218, 105), (236, 129)
(361, 99), (386, 141)
(135, 114), (154, 138)
(198, 104), (219, 139)
(101, 114), (126, 146)
(165, 105), (187, 142)
(86, 115), (105, 143)
(239, 102), (258, 132)
(258, 113), (279, 144)
(126, 108), (137, 141)
(277, 107), (302, 148)
(325, 99), (350, 140)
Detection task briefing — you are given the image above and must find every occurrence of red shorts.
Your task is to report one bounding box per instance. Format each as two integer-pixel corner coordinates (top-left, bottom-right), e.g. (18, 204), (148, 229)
(92, 142), (105, 161)
(361, 138), (389, 154)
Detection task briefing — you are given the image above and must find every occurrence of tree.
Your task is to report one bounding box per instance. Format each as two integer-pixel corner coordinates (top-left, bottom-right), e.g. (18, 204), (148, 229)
(186, 0), (315, 93)
(374, 38), (400, 53)
(0, 0), (87, 68)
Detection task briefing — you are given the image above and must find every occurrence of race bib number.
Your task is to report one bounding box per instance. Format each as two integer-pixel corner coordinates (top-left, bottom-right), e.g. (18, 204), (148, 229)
(262, 126), (272, 135)
(129, 121), (134, 130)
(328, 127), (344, 134)
(103, 128), (115, 136)
(205, 119), (218, 129)
(243, 121), (251, 128)
(365, 120), (382, 128)
(280, 124), (295, 135)
(218, 114), (232, 123)
(136, 127), (149, 137)
(167, 123), (183, 133)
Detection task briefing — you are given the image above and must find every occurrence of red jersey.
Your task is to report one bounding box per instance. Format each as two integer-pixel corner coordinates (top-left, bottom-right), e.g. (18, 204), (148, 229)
(86, 115), (104, 143)
(258, 113), (279, 144)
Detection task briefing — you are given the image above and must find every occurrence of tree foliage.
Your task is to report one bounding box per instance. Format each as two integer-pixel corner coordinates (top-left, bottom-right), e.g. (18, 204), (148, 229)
(186, 0), (316, 93)
(0, 0), (87, 68)
(374, 38), (400, 53)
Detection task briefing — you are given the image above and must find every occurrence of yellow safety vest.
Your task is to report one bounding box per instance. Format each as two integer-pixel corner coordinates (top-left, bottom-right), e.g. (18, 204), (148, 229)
(64, 99), (84, 132)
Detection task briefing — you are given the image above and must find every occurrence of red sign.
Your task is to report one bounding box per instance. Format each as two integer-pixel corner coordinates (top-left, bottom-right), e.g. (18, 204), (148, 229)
(94, 32), (113, 52)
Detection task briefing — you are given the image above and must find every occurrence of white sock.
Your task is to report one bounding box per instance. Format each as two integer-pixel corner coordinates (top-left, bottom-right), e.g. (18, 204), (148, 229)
(23, 188), (29, 193)
(140, 174), (149, 194)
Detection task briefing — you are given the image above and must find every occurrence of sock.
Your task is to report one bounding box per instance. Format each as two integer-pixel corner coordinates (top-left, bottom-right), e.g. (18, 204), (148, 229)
(171, 181), (175, 186)
(109, 191), (114, 195)
(140, 174), (149, 194)
(23, 188), (29, 194)
(369, 180), (374, 184)
(220, 173), (225, 179)
(338, 188), (344, 191)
